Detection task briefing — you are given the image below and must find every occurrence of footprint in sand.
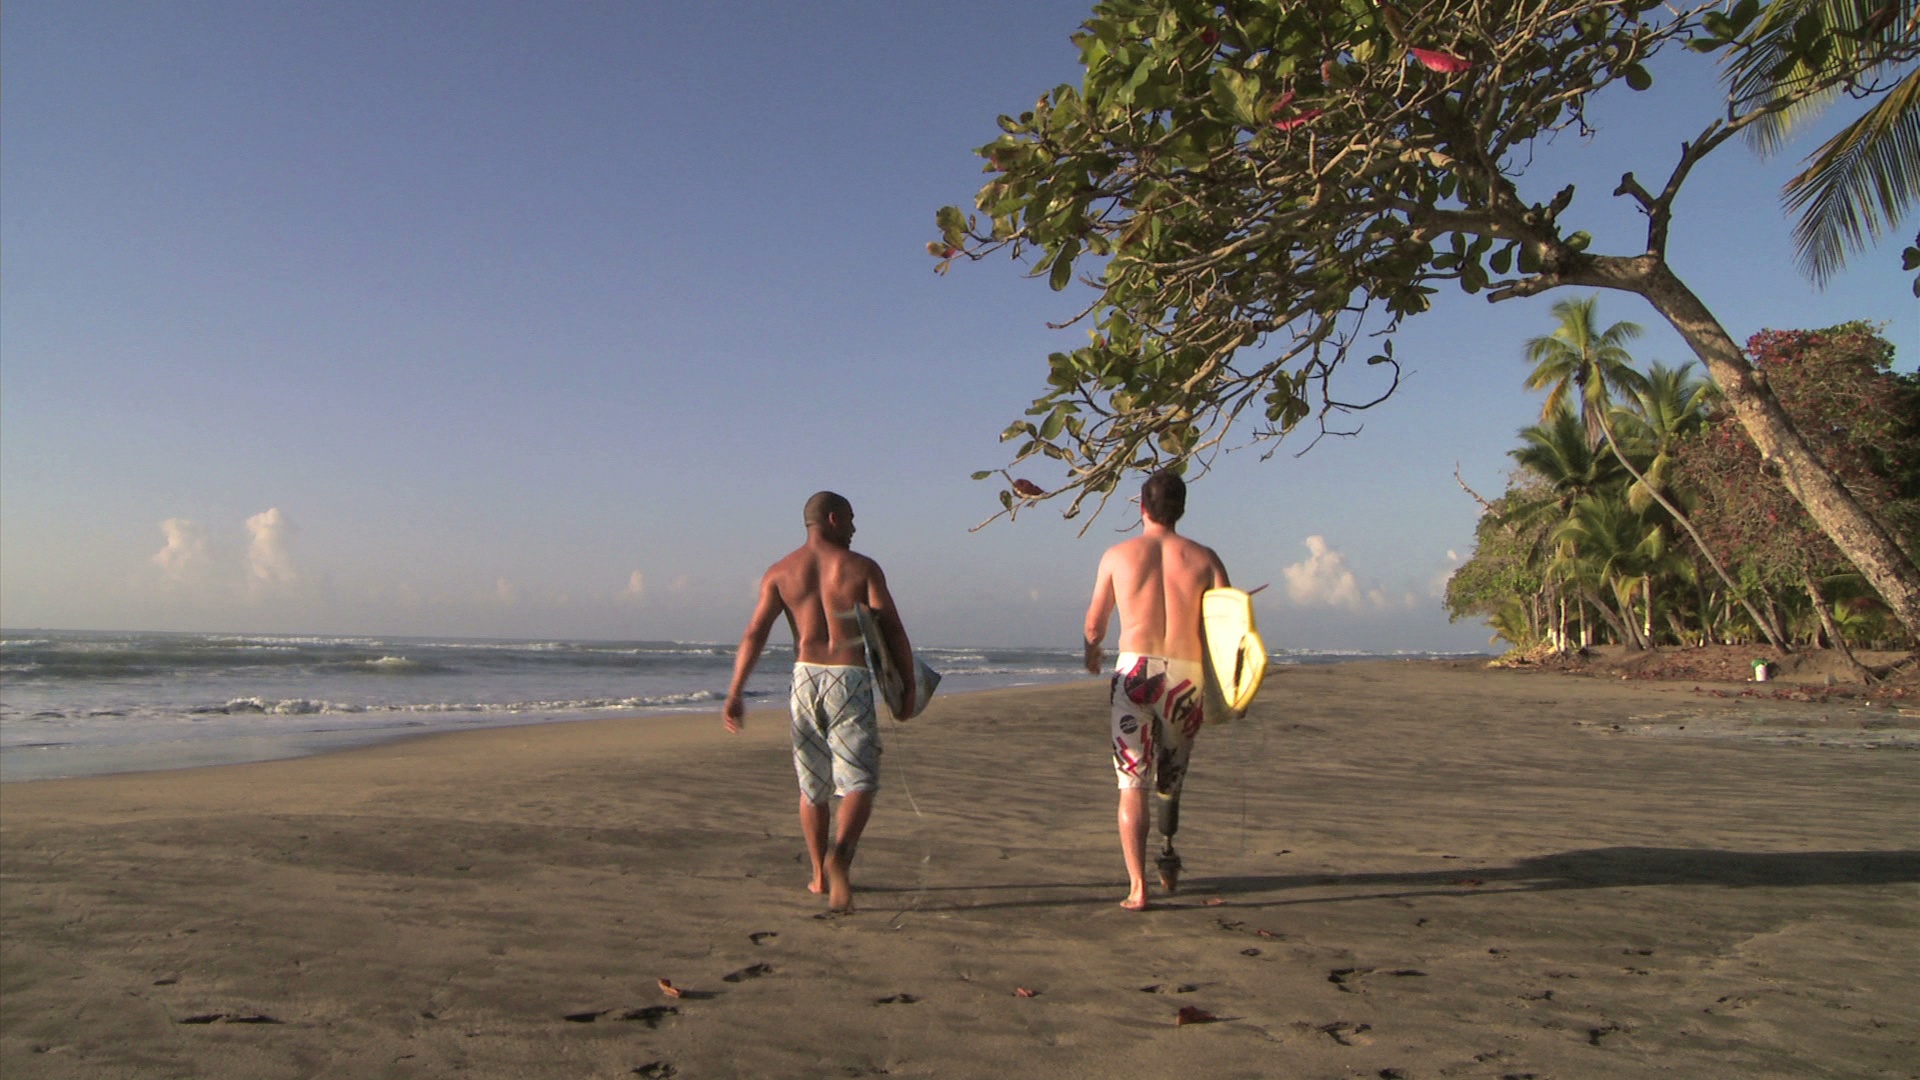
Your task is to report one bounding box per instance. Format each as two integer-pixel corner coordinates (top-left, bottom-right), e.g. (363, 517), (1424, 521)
(872, 993), (919, 1005)
(748, 931), (778, 945)
(722, 963), (774, 983)
(633, 1062), (677, 1078)
(619, 1006), (679, 1028)
(1317, 1020), (1373, 1046)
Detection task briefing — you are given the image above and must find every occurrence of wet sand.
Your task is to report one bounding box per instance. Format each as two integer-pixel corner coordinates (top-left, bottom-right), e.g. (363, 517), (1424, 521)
(3, 661), (1915, 1078)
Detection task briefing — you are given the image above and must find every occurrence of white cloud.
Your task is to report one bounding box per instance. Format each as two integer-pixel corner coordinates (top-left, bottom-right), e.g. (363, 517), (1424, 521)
(245, 508), (297, 590)
(623, 570), (645, 599)
(151, 518), (210, 581)
(1283, 536), (1426, 612)
(1284, 536), (1365, 610)
(1430, 550), (1465, 599)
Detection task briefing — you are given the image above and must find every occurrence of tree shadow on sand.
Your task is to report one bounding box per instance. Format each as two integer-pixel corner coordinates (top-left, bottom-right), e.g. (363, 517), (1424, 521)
(892, 847), (1920, 913)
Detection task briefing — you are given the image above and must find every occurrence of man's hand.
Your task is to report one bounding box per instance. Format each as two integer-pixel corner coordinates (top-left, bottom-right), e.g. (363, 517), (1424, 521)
(1083, 637), (1105, 674)
(723, 694), (746, 734)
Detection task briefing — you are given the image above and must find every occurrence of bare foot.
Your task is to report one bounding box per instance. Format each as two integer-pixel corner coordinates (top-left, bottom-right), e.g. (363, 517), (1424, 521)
(1121, 894), (1152, 912)
(807, 879), (826, 896)
(825, 849), (854, 913)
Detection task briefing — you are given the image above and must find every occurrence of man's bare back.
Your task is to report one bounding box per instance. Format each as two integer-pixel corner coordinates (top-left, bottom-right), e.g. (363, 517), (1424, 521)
(723, 509), (910, 732)
(1085, 529), (1228, 670)
(761, 542), (894, 667)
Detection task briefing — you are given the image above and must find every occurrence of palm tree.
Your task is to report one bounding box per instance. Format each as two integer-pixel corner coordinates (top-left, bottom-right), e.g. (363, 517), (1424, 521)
(1552, 493), (1665, 649)
(1505, 406), (1632, 650)
(1524, 302), (1790, 650)
(1723, 0), (1920, 287)
(1613, 362), (1719, 515)
(1523, 297), (1651, 449)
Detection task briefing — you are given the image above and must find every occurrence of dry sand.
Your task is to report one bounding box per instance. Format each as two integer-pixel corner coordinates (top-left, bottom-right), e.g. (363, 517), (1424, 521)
(2, 661), (1915, 1079)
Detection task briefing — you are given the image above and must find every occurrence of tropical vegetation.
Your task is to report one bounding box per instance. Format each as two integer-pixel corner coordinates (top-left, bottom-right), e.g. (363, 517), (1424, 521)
(1445, 308), (1920, 656)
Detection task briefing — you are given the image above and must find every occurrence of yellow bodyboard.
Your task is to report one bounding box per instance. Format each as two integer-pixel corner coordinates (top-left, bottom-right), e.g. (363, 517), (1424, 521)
(1201, 587), (1267, 722)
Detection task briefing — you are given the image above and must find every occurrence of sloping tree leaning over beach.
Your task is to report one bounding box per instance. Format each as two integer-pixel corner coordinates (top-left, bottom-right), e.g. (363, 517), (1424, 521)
(930, 0), (1920, 640)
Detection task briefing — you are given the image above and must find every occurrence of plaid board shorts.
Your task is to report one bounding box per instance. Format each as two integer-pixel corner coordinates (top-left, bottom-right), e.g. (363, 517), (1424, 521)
(790, 662), (880, 803)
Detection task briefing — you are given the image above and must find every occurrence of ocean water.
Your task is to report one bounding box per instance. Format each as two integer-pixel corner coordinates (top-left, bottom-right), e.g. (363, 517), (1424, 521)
(0, 630), (1478, 781)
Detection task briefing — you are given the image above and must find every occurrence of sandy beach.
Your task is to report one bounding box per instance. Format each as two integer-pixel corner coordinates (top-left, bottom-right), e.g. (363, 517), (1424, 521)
(3, 660), (1915, 1079)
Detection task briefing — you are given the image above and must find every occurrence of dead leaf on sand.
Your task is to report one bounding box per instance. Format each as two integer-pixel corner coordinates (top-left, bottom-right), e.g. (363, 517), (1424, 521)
(1175, 1006), (1219, 1026)
(1014, 987), (1038, 998)
(657, 978), (683, 999)
(1203, 897), (1227, 906)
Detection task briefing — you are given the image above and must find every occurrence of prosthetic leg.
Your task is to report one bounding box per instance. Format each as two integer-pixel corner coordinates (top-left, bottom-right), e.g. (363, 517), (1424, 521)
(1152, 790), (1182, 893)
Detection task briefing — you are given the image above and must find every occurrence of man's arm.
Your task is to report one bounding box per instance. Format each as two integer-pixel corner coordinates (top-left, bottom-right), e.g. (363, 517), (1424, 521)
(864, 563), (915, 718)
(1083, 550), (1117, 673)
(723, 572), (785, 733)
(1208, 547), (1231, 591)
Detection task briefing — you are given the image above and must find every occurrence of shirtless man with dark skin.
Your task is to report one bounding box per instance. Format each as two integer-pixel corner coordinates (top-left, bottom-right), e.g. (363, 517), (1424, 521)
(723, 492), (913, 913)
(1083, 471), (1229, 910)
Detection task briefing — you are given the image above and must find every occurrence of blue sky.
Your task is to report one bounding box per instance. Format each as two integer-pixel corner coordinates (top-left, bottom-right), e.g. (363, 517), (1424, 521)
(3, 1), (1912, 651)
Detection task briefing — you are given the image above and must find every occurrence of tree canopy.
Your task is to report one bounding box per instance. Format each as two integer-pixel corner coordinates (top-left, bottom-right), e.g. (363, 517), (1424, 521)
(936, 0), (1920, 638)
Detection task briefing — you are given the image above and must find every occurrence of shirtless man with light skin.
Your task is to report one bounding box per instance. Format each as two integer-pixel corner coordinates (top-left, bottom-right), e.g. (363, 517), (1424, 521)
(724, 491), (914, 913)
(1083, 471), (1229, 911)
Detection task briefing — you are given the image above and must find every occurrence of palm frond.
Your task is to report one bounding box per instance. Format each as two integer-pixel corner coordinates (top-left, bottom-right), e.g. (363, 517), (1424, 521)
(1784, 65), (1920, 284)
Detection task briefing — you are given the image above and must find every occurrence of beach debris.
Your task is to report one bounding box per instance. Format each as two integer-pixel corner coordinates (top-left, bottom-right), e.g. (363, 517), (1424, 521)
(656, 978), (683, 999)
(1174, 1005), (1220, 1026)
(873, 993), (919, 1005)
(1203, 897), (1227, 906)
(1240, 948), (1262, 957)
(1588, 1022), (1624, 1046)
(633, 1062), (678, 1078)
(1014, 987), (1038, 998)
(177, 1012), (283, 1025)
(748, 931), (778, 945)
(722, 963), (774, 983)
(619, 1006), (678, 1028)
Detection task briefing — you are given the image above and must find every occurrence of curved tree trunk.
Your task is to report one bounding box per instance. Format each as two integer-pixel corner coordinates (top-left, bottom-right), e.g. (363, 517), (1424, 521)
(1803, 569), (1875, 682)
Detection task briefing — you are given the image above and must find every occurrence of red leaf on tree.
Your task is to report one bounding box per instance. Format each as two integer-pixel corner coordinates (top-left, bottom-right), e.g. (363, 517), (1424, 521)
(1268, 90), (1297, 114)
(1410, 47), (1472, 72)
(1272, 109), (1322, 131)
(1012, 479), (1045, 498)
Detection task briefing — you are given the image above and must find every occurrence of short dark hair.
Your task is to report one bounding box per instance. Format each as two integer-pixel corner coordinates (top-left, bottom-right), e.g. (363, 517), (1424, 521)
(1140, 470), (1185, 526)
(804, 490), (852, 527)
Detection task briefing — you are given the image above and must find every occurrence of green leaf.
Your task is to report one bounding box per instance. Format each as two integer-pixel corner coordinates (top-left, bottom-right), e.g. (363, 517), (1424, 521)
(1049, 239), (1080, 290)
(970, 470), (994, 481)
(1490, 245), (1514, 275)
(1565, 231), (1592, 252)
(1624, 64), (1651, 91)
